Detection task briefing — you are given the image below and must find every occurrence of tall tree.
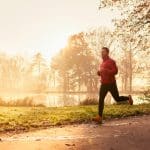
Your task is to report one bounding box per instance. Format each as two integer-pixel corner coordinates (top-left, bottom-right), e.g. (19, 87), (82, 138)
(31, 52), (47, 91)
(99, 0), (150, 92)
(51, 32), (98, 92)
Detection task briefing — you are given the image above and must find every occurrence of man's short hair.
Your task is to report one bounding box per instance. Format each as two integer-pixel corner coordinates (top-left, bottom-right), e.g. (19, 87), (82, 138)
(102, 47), (109, 53)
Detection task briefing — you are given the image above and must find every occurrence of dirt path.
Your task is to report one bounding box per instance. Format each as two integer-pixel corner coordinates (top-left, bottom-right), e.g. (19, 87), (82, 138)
(0, 115), (150, 150)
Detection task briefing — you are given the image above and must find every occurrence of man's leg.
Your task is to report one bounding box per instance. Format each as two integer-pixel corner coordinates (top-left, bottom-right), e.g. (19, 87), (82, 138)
(99, 84), (108, 116)
(93, 84), (108, 123)
(109, 82), (129, 102)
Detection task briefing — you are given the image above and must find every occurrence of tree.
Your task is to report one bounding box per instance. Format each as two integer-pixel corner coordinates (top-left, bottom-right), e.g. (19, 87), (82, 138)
(99, 0), (150, 92)
(0, 54), (28, 91)
(9, 56), (26, 90)
(31, 53), (46, 76)
(51, 32), (98, 92)
(30, 52), (48, 91)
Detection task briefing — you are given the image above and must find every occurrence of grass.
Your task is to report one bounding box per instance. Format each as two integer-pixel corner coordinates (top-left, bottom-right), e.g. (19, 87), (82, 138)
(0, 103), (150, 133)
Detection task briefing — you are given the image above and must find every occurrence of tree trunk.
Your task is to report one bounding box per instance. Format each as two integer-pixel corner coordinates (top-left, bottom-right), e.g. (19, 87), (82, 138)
(129, 48), (132, 93)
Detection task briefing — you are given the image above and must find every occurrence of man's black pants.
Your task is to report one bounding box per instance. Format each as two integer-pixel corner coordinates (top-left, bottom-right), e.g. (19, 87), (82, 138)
(99, 81), (129, 116)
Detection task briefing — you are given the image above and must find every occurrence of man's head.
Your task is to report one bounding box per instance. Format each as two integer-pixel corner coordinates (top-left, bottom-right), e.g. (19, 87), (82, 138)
(101, 47), (109, 59)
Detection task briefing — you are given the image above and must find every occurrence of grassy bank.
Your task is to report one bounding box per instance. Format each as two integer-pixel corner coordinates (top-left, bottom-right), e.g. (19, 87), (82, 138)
(0, 103), (150, 133)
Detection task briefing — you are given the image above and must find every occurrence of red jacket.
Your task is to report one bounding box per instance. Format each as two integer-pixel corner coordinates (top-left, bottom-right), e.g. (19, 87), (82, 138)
(99, 56), (118, 84)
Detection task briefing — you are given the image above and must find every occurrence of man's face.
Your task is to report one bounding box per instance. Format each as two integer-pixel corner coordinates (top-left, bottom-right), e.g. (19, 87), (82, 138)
(101, 48), (109, 59)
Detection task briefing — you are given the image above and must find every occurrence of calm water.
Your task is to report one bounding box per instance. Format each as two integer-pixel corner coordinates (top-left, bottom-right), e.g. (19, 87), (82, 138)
(1, 93), (97, 107)
(1, 92), (149, 107)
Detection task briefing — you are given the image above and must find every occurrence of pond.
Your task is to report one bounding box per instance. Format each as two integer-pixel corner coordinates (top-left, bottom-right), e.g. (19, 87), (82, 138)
(0, 92), (149, 107)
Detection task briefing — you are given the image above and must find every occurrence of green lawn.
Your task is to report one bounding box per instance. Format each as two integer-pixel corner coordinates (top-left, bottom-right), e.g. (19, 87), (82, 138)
(0, 103), (150, 133)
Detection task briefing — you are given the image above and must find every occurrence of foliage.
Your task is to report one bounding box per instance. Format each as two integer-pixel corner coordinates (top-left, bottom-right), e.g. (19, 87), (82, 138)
(51, 32), (98, 92)
(99, 0), (150, 92)
(0, 52), (49, 92)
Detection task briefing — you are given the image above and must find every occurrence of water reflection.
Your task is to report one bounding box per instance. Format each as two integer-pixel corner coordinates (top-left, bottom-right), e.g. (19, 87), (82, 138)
(0, 93), (149, 107)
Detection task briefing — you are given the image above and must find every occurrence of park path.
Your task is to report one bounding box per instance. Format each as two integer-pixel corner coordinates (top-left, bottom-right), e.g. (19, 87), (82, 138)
(0, 115), (150, 150)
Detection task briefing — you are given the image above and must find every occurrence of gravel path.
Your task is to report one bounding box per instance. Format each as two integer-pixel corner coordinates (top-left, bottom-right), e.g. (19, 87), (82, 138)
(0, 115), (150, 150)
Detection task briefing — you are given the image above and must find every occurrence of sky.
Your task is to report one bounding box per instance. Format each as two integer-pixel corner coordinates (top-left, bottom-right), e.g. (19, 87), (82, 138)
(0, 0), (119, 61)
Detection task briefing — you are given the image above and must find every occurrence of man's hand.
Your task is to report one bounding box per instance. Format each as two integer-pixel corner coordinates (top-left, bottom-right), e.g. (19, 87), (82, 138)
(97, 70), (101, 76)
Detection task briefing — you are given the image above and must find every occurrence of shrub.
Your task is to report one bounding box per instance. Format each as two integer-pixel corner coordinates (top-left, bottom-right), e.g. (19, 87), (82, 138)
(0, 97), (45, 107)
(80, 97), (98, 105)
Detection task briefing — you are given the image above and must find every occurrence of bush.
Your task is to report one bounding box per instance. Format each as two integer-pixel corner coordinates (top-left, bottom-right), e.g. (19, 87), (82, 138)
(0, 97), (45, 107)
(80, 98), (98, 105)
(138, 89), (150, 103)
(0, 98), (5, 106)
(144, 89), (150, 98)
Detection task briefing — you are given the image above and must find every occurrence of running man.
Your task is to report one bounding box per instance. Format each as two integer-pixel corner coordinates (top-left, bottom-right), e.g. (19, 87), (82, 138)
(93, 47), (133, 124)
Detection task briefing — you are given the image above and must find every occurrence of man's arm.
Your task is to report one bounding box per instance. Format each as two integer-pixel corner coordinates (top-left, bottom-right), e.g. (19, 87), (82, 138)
(105, 61), (118, 75)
